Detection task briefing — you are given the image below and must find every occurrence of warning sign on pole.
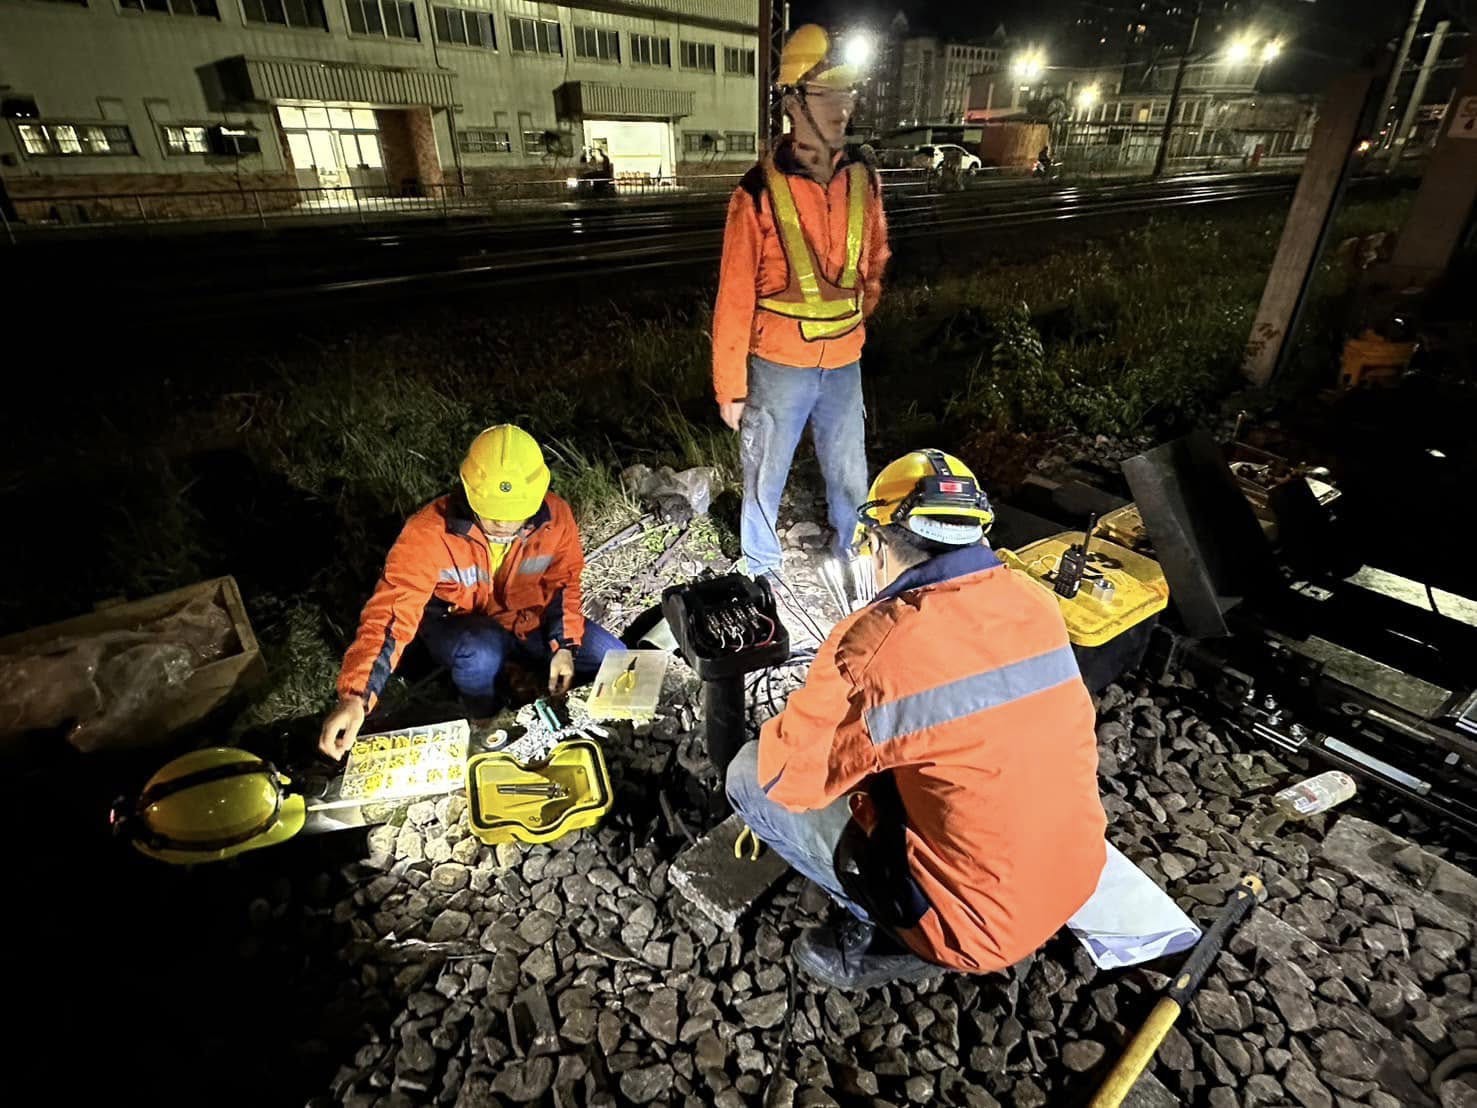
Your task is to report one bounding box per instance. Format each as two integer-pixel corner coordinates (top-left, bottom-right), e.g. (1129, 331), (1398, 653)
(1451, 95), (1477, 138)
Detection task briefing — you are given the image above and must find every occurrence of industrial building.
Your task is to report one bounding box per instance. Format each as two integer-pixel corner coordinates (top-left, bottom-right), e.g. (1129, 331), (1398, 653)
(0, 0), (760, 213)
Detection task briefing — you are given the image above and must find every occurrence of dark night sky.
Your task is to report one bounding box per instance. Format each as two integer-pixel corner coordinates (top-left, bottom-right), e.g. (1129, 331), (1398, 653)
(789, 0), (1467, 86)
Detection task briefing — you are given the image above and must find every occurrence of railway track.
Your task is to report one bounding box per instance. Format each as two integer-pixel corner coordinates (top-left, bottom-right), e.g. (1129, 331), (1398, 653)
(5, 172), (1396, 318)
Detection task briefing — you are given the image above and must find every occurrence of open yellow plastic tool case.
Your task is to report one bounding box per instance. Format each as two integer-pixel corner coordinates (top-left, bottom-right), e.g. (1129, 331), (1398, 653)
(465, 738), (613, 845)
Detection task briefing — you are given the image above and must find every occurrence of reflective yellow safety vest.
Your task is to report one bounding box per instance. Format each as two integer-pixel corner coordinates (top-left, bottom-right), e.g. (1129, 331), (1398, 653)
(757, 161), (870, 342)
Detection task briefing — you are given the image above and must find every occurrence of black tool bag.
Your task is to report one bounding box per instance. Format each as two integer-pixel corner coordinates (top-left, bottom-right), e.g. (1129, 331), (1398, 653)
(834, 772), (931, 932)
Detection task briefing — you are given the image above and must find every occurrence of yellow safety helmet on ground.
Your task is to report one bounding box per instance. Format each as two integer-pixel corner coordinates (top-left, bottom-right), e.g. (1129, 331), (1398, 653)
(461, 424), (551, 522)
(778, 24), (862, 91)
(114, 747), (307, 864)
(856, 449), (995, 548)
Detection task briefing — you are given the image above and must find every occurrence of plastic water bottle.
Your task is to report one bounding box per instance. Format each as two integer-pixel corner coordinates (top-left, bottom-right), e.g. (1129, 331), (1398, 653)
(1272, 771), (1357, 820)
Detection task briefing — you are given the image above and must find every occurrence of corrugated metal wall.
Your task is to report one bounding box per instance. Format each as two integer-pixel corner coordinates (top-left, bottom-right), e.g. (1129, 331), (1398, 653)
(587, 0), (757, 30)
(243, 58), (457, 107)
(578, 83), (695, 118)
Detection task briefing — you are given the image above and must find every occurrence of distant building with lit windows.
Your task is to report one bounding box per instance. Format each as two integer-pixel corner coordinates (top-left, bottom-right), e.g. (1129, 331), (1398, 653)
(0, 0), (759, 213)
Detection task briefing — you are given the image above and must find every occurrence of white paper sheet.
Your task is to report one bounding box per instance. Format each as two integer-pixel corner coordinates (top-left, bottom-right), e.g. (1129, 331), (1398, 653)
(1067, 842), (1202, 970)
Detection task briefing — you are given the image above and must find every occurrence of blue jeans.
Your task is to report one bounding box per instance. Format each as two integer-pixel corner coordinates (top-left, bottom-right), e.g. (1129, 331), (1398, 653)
(417, 614), (621, 705)
(725, 740), (870, 922)
(740, 357), (869, 577)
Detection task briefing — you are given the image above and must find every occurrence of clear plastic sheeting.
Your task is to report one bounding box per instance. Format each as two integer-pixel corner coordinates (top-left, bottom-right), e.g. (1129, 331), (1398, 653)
(69, 642), (196, 753)
(0, 595), (238, 751)
(620, 465), (717, 524)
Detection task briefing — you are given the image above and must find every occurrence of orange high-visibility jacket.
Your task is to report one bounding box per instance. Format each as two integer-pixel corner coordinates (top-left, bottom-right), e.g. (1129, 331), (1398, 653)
(337, 491), (586, 708)
(757, 545), (1107, 973)
(712, 142), (891, 404)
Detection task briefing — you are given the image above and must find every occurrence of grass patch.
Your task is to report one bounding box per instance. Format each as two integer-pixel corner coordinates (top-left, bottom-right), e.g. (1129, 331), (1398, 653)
(0, 192), (1414, 733)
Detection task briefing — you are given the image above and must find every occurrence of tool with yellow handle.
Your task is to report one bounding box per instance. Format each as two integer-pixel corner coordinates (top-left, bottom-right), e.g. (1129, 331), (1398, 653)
(1088, 875), (1265, 1108)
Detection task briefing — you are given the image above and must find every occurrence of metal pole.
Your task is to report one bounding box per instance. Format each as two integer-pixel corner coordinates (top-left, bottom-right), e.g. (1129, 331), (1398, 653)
(1375, 0), (1427, 150)
(253, 190), (265, 229)
(1152, 0), (1201, 179)
(758, 0), (773, 152)
(1388, 21), (1449, 169)
(1, 205), (14, 246)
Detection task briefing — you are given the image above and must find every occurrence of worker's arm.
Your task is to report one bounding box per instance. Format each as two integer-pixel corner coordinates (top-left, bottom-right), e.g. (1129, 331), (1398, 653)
(712, 186), (763, 406)
(541, 510), (587, 654)
(336, 521), (440, 713)
(756, 647), (876, 812)
(861, 178), (891, 319)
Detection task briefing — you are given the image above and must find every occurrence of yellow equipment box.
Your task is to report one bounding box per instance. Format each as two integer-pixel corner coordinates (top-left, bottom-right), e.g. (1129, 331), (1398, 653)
(999, 533), (1170, 692)
(1001, 534), (1169, 647)
(466, 738), (612, 846)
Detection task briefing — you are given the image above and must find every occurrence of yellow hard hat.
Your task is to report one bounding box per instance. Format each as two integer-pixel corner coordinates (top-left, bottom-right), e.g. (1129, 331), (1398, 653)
(856, 449), (995, 548)
(778, 24), (861, 90)
(115, 747), (307, 864)
(460, 424), (550, 522)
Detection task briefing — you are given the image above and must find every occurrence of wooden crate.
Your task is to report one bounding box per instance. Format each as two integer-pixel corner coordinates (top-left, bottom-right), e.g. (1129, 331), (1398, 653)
(0, 576), (268, 745)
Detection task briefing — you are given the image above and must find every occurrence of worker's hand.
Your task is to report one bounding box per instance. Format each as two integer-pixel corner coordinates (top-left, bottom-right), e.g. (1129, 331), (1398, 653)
(719, 400), (746, 431)
(319, 697), (366, 762)
(549, 649), (576, 696)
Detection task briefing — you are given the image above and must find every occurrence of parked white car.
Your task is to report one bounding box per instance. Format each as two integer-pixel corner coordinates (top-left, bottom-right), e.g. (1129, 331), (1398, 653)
(912, 144), (982, 172)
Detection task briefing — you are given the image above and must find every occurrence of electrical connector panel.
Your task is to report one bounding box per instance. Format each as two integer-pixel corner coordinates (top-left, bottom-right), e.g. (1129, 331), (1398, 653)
(661, 573), (791, 681)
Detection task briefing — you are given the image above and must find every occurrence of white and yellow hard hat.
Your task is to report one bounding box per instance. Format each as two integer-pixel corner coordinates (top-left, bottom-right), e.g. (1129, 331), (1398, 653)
(778, 24), (864, 91)
(856, 449), (995, 548)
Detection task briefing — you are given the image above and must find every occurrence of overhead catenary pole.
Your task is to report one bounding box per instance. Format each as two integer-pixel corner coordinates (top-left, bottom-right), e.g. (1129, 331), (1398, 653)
(1388, 21), (1451, 168)
(758, 0), (773, 151)
(1374, 0), (1427, 149)
(1152, 0), (1203, 179)
(757, 0), (788, 152)
(1241, 68), (1380, 387)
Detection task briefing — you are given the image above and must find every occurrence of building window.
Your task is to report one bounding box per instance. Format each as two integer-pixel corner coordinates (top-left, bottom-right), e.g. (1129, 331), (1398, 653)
(121, 0), (219, 15)
(16, 122), (135, 157)
(680, 41), (716, 72)
(683, 131), (717, 155)
(277, 106), (383, 169)
(574, 26), (619, 62)
(630, 33), (670, 67)
(723, 47), (755, 76)
(522, 129), (571, 156)
(163, 124), (210, 153)
(458, 127), (511, 154)
(242, 0), (327, 29)
(509, 16), (561, 55)
(432, 5), (493, 48)
(346, 0), (418, 39)
(1149, 102), (1168, 122)
(724, 131), (755, 154)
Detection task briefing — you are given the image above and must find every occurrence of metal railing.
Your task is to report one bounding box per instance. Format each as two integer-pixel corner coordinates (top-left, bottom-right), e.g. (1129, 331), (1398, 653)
(0, 158), (1298, 242)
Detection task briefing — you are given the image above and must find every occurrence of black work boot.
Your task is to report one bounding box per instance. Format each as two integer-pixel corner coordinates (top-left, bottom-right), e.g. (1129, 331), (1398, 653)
(792, 915), (943, 991)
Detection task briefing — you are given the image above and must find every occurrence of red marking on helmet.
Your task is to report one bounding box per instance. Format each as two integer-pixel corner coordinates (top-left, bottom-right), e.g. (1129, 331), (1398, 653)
(938, 480), (964, 493)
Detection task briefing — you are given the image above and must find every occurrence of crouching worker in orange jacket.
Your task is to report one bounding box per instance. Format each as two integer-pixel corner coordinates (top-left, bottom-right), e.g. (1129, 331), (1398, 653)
(726, 449), (1108, 989)
(318, 425), (621, 760)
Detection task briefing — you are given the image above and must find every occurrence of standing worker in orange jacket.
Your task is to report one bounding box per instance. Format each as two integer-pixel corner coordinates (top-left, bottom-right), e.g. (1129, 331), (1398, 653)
(712, 24), (891, 584)
(726, 450), (1108, 989)
(318, 425), (621, 760)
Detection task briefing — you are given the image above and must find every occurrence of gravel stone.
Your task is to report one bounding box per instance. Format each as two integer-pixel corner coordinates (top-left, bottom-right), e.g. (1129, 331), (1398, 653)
(619, 1065), (675, 1104)
(427, 910), (471, 942)
(1062, 1040), (1107, 1072)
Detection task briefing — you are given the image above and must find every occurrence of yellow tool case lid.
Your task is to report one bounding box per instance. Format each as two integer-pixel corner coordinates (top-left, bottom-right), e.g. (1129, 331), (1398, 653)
(466, 739), (613, 846)
(1000, 534), (1170, 647)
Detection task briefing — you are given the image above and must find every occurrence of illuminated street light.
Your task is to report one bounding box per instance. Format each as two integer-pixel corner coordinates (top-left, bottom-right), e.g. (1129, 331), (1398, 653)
(1260, 39), (1283, 63)
(844, 32), (875, 69)
(1012, 51), (1045, 81)
(1076, 84), (1100, 110)
(1225, 36), (1254, 64)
